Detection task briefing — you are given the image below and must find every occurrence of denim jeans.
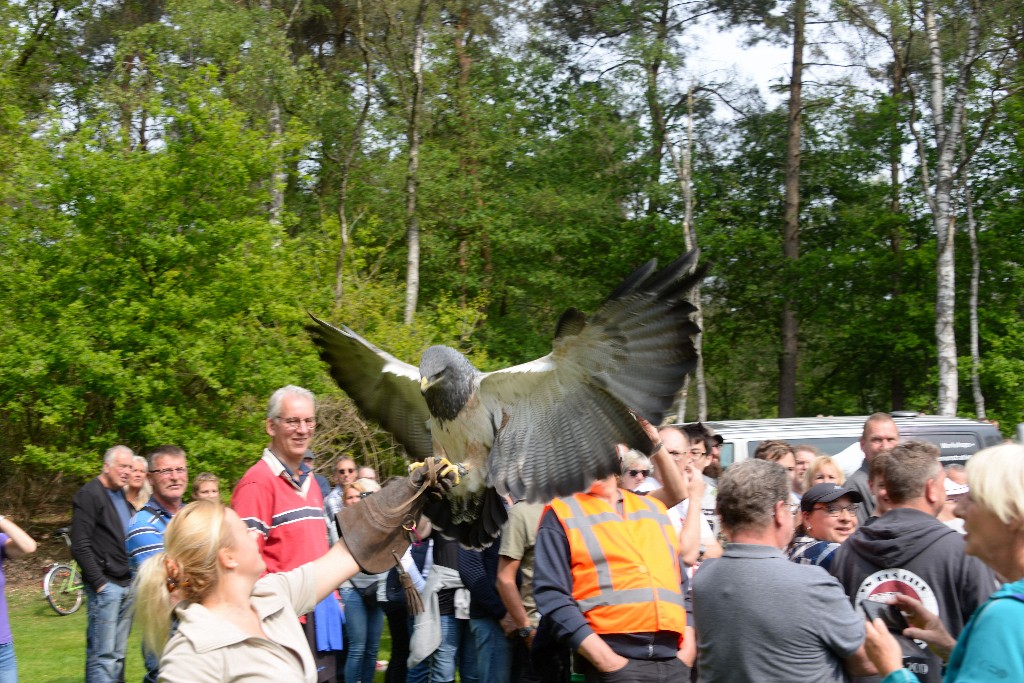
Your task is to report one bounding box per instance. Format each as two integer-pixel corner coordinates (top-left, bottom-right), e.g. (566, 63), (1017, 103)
(340, 586), (385, 683)
(84, 582), (134, 683)
(142, 643), (159, 683)
(406, 615), (430, 683)
(0, 641), (16, 683)
(429, 615), (478, 683)
(469, 617), (511, 683)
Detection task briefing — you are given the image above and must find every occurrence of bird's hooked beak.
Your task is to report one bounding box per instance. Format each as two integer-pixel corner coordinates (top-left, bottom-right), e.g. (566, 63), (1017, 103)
(420, 376), (433, 395)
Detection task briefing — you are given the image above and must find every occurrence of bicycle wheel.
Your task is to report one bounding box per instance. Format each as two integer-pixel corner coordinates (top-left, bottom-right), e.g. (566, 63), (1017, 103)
(43, 564), (83, 615)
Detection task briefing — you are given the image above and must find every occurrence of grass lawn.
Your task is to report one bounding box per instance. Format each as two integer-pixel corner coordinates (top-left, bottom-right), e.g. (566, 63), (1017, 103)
(8, 586), (145, 683)
(8, 586), (392, 682)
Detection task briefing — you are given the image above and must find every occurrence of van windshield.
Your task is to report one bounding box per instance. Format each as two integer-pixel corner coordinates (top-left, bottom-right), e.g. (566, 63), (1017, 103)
(719, 436), (859, 468)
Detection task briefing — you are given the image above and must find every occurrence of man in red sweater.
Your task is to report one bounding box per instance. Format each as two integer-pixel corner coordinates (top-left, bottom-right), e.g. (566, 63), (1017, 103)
(232, 385), (344, 682)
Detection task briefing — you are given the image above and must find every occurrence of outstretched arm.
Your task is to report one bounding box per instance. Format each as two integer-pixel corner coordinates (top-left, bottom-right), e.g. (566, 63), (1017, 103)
(313, 540), (361, 603)
(0, 516), (36, 559)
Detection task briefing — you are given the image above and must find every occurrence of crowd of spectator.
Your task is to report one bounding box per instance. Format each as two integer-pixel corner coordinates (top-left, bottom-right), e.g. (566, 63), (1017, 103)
(23, 395), (1014, 683)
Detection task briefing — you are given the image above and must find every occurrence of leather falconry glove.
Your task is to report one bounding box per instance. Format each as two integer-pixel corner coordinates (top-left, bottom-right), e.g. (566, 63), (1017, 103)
(336, 456), (457, 575)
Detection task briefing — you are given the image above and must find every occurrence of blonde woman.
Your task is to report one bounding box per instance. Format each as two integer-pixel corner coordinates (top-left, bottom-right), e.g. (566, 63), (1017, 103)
(135, 464), (455, 682)
(619, 449), (653, 492)
(803, 455), (845, 492)
(125, 455), (152, 512)
(865, 444), (1024, 682)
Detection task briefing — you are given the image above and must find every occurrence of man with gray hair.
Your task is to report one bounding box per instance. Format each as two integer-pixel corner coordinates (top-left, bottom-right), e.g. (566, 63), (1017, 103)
(125, 444), (189, 683)
(232, 385), (344, 683)
(693, 459), (873, 682)
(71, 445), (136, 683)
(830, 441), (996, 682)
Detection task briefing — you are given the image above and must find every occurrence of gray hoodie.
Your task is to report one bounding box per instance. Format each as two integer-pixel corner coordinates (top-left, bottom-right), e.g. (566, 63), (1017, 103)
(830, 508), (997, 682)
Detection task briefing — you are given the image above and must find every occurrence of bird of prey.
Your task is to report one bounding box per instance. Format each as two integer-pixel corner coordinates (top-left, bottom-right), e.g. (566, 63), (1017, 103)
(308, 250), (705, 547)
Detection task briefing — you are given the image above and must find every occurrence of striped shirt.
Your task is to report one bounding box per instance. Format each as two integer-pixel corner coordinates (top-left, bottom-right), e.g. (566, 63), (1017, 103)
(125, 499), (174, 575)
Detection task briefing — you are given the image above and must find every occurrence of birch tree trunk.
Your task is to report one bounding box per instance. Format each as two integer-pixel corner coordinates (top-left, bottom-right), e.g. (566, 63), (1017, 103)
(667, 86), (706, 422)
(915, 0), (981, 415)
(963, 168), (985, 419)
(779, 0), (805, 418)
(333, 0), (373, 306)
(403, 0), (427, 325)
(260, 0), (296, 228)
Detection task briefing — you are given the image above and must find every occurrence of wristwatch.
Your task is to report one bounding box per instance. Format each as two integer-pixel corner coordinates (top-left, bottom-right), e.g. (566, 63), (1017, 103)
(516, 626), (533, 639)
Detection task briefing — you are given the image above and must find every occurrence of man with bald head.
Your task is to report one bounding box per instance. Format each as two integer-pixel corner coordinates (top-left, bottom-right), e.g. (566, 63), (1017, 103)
(634, 426), (689, 493)
(846, 413), (900, 524)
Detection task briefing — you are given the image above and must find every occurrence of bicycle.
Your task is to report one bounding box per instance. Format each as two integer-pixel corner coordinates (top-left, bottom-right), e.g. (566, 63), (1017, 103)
(42, 527), (85, 615)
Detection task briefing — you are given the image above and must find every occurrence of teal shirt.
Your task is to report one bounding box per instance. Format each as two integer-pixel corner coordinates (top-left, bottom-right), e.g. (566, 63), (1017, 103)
(881, 577), (1024, 683)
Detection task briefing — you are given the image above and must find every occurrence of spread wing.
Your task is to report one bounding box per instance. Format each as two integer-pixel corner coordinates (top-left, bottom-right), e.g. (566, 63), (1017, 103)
(482, 250), (706, 503)
(306, 315), (435, 461)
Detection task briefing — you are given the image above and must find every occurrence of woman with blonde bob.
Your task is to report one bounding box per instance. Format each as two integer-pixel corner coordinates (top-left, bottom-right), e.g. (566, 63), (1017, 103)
(803, 454), (845, 491)
(864, 443), (1024, 682)
(135, 463), (455, 682)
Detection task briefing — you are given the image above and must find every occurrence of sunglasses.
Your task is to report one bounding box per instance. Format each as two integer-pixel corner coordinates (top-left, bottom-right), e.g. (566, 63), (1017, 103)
(627, 469), (651, 478)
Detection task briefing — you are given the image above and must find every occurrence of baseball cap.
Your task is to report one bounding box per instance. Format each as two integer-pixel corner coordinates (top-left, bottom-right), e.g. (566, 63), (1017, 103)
(302, 450), (315, 461)
(801, 483), (864, 512)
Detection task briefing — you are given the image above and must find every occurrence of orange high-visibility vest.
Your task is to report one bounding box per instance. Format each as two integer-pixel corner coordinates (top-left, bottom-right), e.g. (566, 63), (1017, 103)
(548, 490), (686, 637)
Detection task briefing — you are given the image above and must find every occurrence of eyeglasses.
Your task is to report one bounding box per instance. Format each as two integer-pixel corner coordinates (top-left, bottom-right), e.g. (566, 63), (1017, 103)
(627, 469), (651, 478)
(668, 450), (686, 462)
(814, 503), (861, 517)
(150, 467), (188, 478)
(277, 417), (316, 430)
(788, 503), (801, 515)
(688, 449), (707, 458)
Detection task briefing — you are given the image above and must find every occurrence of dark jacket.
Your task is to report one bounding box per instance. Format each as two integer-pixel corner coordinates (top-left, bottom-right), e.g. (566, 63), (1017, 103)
(71, 477), (132, 589)
(458, 536), (506, 620)
(830, 507), (998, 682)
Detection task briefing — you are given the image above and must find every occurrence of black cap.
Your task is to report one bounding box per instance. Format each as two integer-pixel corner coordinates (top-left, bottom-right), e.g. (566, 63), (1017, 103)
(800, 483), (863, 512)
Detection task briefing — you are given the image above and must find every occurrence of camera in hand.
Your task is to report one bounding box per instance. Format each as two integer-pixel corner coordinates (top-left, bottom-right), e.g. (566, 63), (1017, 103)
(861, 599), (910, 633)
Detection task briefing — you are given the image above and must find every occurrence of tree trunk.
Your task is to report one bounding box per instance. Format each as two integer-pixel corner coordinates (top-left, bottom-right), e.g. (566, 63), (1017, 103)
(667, 86), (706, 422)
(919, 0), (980, 415)
(643, 0), (670, 218)
(779, 0), (805, 418)
(267, 100), (286, 228)
(888, 33), (907, 410)
(403, 0), (427, 325)
(334, 0), (374, 306)
(673, 375), (691, 424)
(963, 164), (985, 419)
(261, 0), (287, 228)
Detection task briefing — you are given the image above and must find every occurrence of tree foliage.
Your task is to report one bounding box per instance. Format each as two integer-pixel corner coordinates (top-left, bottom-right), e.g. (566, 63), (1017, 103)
(1, 0), (1022, 510)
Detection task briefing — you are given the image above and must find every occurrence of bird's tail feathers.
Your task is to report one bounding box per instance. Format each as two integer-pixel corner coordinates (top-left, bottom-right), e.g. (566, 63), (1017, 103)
(422, 487), (507, 549)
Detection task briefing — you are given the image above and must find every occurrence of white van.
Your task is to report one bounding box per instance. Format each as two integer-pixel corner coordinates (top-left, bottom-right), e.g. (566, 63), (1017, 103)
(703, 412), (1004, 470)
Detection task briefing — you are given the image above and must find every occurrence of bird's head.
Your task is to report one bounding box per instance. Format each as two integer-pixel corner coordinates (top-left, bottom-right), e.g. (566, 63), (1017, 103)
(419, 346), (477, 422)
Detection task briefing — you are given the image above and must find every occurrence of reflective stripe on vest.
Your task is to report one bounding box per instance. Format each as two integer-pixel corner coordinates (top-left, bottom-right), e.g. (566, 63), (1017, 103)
(549, 491), (686, 636)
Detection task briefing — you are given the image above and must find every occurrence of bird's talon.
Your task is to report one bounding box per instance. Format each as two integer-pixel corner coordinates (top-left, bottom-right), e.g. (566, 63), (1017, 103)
(434, 457), (461, 486)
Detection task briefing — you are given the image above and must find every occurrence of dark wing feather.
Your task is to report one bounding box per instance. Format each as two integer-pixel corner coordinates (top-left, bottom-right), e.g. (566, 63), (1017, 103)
(480, 249), (706, 503)
(306, 314), (435, 461)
